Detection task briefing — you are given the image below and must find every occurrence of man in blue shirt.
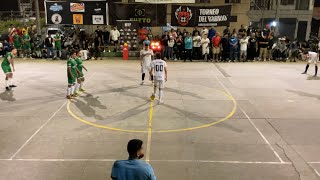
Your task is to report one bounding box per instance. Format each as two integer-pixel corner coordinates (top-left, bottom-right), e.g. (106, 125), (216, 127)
(229, 33), (238, 62)
(111, 139), (156, 180)
(184, 33), (193, 62)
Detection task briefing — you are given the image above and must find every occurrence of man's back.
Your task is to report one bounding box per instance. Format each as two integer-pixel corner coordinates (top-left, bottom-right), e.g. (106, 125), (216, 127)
(111, 159), (156, 180)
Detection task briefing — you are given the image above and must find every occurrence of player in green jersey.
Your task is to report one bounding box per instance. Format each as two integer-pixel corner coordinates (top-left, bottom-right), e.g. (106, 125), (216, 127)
(53, 32), (62, 59)
(74, 50), (88, 94)
(1, 49), (17, 91)
(67, 51), (78, 99)
(22, 31), (31, 58)
(13, 32), (22, 57)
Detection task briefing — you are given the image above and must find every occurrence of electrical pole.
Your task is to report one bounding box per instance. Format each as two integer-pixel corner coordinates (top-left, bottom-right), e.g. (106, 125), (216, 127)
(35, 0), (41, 36)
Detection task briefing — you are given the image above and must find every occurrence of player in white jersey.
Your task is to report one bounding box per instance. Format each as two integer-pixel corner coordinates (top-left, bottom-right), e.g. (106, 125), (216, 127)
(140, 44), (154, 85)
(150, 52), (168, 104)
(301, 50), (318, 77)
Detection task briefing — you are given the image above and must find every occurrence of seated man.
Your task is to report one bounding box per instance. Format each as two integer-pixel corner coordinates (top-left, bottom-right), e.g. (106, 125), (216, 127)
(111, 139), (156, 180)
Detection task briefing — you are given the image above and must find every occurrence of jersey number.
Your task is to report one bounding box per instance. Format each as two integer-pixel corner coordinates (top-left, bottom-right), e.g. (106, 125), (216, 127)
(155, 65), (163, 72)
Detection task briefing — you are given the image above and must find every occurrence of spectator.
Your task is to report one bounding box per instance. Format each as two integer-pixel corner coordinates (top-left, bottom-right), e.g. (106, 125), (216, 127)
(238, 25), (246, 36)
(94, 33), (102, 60)
(289, 39), (299, 62)
(201, 34), (210, 61)
(192, 26), (200, 37)
(95, 26), (103, 41)
(169, 28), (177, 39)
(221, 33), (229, 62)
(201, 26), (209, 36)
(110, 26), (120, 52)
(143, 37), (150, 46)
(138, 26), (148, 43)
(80, 48), (89, 60)
(102, 27), (110, 50)
(168, 36), (175, 60)
(184, 33), (193, 62)
(161, 31), (169, 60)
(3, 40), (10, 54)
(176, 28), (182, 37)
(192, 31), (201, 60)
(147, 29), (153, 41)
(268, 35), (275, 60)
(44, 35), (54, 59)
(240, 35), (249, 62)
(176, 35), (184, 60)
(229, 33), (238, 62)
(248, 33), (258, 61)
(111, 139), (156, 180)
(259, 35), (269, 61)
(223, 26), (230, 37)
(208, 26), (216, 41)
(183, 29), (188, 35)
(212, 32), (221, 62)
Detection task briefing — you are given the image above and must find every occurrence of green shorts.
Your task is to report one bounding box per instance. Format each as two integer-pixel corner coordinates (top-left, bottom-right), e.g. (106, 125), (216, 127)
(24, 43), (31, 50)
(55, 46), (62, 50)
(14, 43), (21, 49)
(1, 65), (12, 74)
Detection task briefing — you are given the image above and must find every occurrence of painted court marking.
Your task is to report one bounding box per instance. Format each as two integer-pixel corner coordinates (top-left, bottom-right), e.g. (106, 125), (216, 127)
(215, 76), (284, 163)
(146, 98), (154, 162)
(0, 158), (292, 164)
(67, 89), (237, 133)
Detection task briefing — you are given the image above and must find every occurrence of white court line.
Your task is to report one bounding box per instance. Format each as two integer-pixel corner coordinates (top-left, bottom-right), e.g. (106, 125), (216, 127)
(10, 73), (96, 160)
(309, 163), (320, 177)
(10, 101), (68, 160)
(309, 162), (320, 164)
(0, 158), (291, 164)
(215, 76), (284, 163)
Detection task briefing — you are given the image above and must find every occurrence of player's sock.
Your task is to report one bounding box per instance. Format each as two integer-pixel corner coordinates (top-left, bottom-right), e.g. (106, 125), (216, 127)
(75, 83), (80, 93)
(80, 82), (83, 89)
(142, 73), (145, 81)
(315, 66), (318, 76)
(67, 87), (71, 96)
(159, 89), (163, 100)
(303, 64), (309, 74)
(71, 85), (75, 95)
(5, 79), (9, 87)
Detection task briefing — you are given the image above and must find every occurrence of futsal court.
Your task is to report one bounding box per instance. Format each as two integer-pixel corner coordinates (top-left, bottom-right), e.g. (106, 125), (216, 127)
(0, 59), (320, 179)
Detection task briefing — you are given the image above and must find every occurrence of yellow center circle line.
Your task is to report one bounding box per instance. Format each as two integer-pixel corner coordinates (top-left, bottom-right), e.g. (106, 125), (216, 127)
(67, 89), (237, 133)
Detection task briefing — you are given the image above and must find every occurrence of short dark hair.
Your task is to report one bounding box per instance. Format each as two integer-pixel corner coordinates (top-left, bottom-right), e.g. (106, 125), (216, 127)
(127, 139), (143, 156)
(155, 52), (161, 59)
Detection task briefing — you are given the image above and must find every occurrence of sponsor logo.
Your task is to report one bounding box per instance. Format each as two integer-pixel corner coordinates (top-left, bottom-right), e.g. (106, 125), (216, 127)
(51, 14), (62, 24)
(92, 15), (104, 25)
(135, 9), (145, 17)
(70, 3), (85, 12)
(175, 6), (193, 26)
(94, 3), (102, 13)
(49, 3), (63, 12)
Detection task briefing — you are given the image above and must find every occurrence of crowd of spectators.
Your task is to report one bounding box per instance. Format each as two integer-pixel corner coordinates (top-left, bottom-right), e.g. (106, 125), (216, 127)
(152, 25), (310, 62)
(0, 23), (315, 62)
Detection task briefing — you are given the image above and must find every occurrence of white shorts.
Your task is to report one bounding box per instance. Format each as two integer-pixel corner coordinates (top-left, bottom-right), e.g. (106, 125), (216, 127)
(308, 59), (318, 65)
(141, 65), (151, 74)
(154, 79), (164, 89)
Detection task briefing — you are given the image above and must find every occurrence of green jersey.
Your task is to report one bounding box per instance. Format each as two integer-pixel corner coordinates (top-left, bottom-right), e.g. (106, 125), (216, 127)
(67, 58), (77, 77)
(13, 35), (21, 44)
(23, 34), (31, 44)
(54, 35), (61, 47)
(75, 57), (83, 72)
(1, 52), (12, 67)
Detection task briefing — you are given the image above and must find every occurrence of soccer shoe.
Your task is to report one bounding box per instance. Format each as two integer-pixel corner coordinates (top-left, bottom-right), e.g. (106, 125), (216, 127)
(73, 93), (79, 97)
(5, 87), (10, 91)
(301, 72), (307, 74)
(66, 95), (73, 99)
(79, 88), (86, 92)
(140, 81), (144, 85)
(9, 85), (17, 88)
(158, 98), (163, 104)
(150, 94), (155, 101)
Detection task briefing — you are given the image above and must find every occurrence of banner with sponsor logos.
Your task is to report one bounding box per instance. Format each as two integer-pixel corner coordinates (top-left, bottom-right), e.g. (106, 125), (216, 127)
(45, 1), (108, 25)
(109, 3), (167, 27)
(171, 5), (232, 27)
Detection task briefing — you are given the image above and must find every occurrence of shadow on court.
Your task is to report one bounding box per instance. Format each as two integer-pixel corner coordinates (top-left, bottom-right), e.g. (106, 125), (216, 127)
(0, 90), (16, 102)
(287, 89), (320, 100)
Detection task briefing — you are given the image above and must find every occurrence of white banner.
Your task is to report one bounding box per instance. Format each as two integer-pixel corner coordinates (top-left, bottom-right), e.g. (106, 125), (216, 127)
(135, 0), (195, 3)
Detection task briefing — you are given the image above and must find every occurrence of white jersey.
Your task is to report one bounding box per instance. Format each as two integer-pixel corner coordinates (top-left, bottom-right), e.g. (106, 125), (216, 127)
(151, 59), (167, 81)
(140, 49), (154, 65)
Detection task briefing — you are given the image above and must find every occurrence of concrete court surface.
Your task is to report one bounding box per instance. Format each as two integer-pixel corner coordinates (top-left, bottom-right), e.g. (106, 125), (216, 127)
(0, 59), (320, 180)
